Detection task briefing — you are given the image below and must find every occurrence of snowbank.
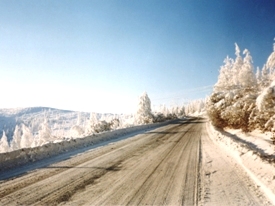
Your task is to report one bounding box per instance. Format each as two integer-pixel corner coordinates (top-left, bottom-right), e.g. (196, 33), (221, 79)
(0, 120), (175, 171)
(206, 122), (275, 204)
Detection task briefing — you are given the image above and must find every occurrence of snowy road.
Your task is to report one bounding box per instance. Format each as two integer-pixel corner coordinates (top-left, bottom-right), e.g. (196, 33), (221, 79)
(0, 118), (271, 205)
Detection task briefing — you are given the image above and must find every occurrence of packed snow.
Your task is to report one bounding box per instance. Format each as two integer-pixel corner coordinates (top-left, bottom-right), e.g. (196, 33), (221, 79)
(207, 122), (275, 205)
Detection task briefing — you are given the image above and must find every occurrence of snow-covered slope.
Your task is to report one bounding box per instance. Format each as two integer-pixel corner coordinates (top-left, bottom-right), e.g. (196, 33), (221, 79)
(0, 106), (139, 153)
(0, 107), (91, 140)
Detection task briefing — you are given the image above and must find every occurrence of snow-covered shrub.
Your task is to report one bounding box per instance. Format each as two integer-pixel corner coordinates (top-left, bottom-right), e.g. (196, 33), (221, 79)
(85, 113), (116, 134)
(93, 120), (112, 133)
(109, 118), (120, 129)
(70, 125), (84, 137)
(206, 92), (228, 128)
(85, 113), (99, 134)
(208, 90), (257, 132)
(249, 81), (275, 131)
(153, 113), (166, 122)
(135, 92), (154, 124)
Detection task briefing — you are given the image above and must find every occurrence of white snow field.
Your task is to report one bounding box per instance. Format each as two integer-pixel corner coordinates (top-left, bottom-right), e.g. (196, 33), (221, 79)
(207, 121), (275, 205)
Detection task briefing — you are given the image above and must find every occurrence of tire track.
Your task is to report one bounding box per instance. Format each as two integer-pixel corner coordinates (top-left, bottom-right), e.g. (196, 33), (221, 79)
(200, 123), (271, 205)
(62, 120), (201, 206)
(0, 120), (190, 205)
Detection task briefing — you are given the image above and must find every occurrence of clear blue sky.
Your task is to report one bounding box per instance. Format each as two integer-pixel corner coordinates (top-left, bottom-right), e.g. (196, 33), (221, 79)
(1, 0), (275, 113)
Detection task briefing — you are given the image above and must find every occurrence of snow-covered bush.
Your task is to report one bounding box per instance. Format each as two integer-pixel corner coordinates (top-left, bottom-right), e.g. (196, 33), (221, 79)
(248, 81), (275, 131)
(93, 120), (111, 133)
(70, 125), (84, 137)
(85, 113), (118, 134)
(153, 113), (166, 122)
(109, 118), (120, 129)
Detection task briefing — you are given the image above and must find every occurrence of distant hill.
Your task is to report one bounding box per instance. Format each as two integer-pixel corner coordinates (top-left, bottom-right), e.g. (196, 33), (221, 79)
(0, 107), (92, 140)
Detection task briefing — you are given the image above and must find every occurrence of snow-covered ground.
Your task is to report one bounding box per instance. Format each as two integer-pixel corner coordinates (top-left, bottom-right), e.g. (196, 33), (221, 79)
(0, 107), (139, 153)
(207, 120), (275, 204)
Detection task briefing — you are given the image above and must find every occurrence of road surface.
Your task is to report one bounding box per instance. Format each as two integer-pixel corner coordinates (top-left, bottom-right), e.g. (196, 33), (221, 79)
(0, 118), (270, 205)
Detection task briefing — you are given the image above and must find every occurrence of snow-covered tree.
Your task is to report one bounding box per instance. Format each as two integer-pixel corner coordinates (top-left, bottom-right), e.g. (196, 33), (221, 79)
(239, 49), (256, 89)
(135, 92), (153, 124)
(208, 44), (258, 131)
(185, 99), (206, 116)
(232, 43), (243, 87)
(255, 67), (261, 88)
(10, 125), (22, 150)
(70, 113), (84, 137)
(36, 119), (52, 146)
(20, 124), (34, 148)
(214, 56), (234, 92)
(85, 113), (98, 134)
(266, 39), (275, 73)
(0, 131), (10, 153)
(259, 64), (271, 89)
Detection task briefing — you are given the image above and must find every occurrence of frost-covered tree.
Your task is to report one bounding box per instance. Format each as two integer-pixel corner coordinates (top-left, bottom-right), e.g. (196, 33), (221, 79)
(232, 43), (243, 87)
(266, 39), (275, 73)
(259, 64), (271, 89)
(10, 125), (22, 150)
(214, 44), (249, 92)
(214, 56), (234, 92)
(36, 119), (52, 146)
(239, 49), (256, 89)
(70, 113), (84, 137)
(255, 67), (261, 88)
(208, 44), (258, 131)
(135, 92), (153, 124)
(0, 131), (10, 153)
(185, 99), (206, 116)
(208, 41), (275, 132)
(20, 124), (34, 148)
